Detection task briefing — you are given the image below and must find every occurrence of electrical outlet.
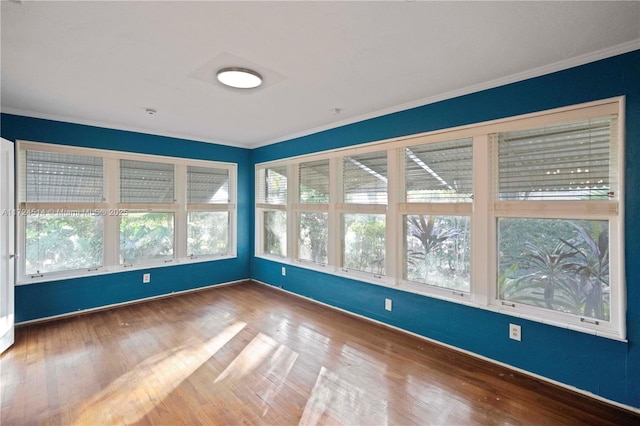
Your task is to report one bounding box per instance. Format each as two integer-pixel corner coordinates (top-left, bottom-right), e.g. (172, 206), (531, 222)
(282, 267), (286, 276)
(385, 298), (392, 311)
(143, 273), (151, 284)
(509, 323), (521, 341)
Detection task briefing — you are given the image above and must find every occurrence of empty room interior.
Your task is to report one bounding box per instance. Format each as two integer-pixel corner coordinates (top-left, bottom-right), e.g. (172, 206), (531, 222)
(1, 1), (640, 424)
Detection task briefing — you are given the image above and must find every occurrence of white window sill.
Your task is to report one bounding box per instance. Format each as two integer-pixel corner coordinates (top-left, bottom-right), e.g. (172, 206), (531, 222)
(17, 253), (237, 285)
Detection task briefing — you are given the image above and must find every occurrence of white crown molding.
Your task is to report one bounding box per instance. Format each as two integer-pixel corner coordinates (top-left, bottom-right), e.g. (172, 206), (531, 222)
(3, 40), (638, 150)
(253, 39), (640, 149)
(0, 107), (248, 149)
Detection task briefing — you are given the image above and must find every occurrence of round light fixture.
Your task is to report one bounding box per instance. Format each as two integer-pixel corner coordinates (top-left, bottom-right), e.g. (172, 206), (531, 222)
(216, 67), (263, 89)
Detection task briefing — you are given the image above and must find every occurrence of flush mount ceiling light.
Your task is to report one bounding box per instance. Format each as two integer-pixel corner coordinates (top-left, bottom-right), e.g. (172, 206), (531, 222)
(216, 67), (263, 89)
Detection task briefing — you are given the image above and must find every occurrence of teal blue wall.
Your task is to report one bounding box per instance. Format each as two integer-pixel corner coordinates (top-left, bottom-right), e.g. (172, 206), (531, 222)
(250, 50), (640, 409)
(2, 49), (639, 409)
(0, 115), (252, 322)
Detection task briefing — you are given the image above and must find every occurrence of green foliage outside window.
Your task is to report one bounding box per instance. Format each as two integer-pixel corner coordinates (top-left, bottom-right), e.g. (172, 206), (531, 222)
(187, 212), (228, 256)
(405, 215), (470, 291)
(26, 214), (103, 275)
(298, 212), (328, 264)
(343, 214), (385, 275)
(120, 212), (174, 264)
(498, 219), (609, 321)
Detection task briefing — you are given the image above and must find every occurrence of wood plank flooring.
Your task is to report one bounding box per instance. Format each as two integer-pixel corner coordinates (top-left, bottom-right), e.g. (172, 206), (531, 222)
(1, 281), (638, 425)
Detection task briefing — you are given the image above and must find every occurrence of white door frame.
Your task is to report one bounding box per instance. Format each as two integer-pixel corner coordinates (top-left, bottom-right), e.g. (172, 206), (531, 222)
(0, 137), (15, 354)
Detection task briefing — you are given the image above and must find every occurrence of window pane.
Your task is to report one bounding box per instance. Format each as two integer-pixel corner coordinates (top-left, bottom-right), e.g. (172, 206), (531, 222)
(120, 212), (174, 264)
(298, 212), (328, 264)
(257, 166), (287, 204)
(25, 213), (103, 275)
(498, 218), (609, 321)
(187, 212), (228, 256)
(405, 215), (470, 291)
(120, 160), (174, 203)
(25, 151), (103, 203)
(343, 152), (387, 204)
(264, 210), (286, 256)
(299, 160), (329, 203)
(343, 214), (385, 274)
(405, 138), (473, 203)
(498, 116), (616, 201)
(187, 166), (229, 204)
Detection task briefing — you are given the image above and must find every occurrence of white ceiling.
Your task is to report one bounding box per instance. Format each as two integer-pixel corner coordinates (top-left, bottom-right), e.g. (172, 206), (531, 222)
(2, 1), (639, 149)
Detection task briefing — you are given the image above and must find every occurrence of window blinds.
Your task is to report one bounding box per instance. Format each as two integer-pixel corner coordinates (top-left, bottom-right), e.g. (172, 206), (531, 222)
(405, 138), (473, 203)
(257, 166), (287, 204)
(497, 116), (616, 201)
(343, 151), (387, 204)
(24, 150), (103, 203)
(299, 159), (329, 203)
(187, 166), (229, 204)
(120, 159), (174, 203)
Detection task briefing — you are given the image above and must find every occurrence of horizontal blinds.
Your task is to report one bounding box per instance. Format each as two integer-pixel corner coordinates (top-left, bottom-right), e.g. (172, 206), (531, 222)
(343, 151), (387, 204)
(187, 166), (229, 204)
(405, 138), (473, 203)
(120, 159), (174, 203)
(299, 159), (329, 203)
(257, 166), (287, 204)
(24, 150), (103, 203)
(498, 116), (616, 201)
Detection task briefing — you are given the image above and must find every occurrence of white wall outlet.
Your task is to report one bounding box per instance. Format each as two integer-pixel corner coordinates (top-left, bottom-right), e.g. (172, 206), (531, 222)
(281, 267), (286, 276)
(509, 323), (521, 341)
(143, 273), (151, 284)
(385, 298), (392, 311)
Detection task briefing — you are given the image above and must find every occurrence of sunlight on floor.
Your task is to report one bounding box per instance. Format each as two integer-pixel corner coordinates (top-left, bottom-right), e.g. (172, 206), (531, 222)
(72, 321), (246, 425)
(299, 366), (388, 426)
(406, 374), (473, 424)
(214, 332), (281, 384)
(257, 344), (299, 416)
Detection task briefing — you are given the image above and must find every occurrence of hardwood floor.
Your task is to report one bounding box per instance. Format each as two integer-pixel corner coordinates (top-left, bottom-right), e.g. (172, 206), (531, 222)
(1, 281), (638, 425)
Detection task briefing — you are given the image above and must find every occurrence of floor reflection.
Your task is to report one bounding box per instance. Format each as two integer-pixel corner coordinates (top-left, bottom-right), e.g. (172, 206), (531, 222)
(299, 366), (388, 426)
(72, 321), (246, 425)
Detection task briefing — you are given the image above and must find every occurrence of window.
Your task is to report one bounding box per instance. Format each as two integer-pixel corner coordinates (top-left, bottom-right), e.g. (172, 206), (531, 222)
(493, 115), (620, 328)
(186, 166), (232, 257)
(298, 212), (328, 264)
(343, 213), (386, 275)
(20, 150), (105, 276)
(120, 159), (174, 203)
(255, 98), (624, 339)
(17, 142), (237, 282)
(404, 214), (470, 291)
(402, 138), (473, 292)
(256, 166), (288, 258)
(343, 151), (387, 204)
(340, 151), (388, 276)
(119, 160), (175, 266)
(120, 212), (174, 264)
(497, 218), (610, 320)
(296, 160), (329, 265)
(25, 213), (103, 275)
(264, 210), (287, 256)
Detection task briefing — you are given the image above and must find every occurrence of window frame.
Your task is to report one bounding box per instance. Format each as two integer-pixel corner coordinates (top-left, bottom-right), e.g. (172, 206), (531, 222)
(487, 106), (624, 339)
(16, 141), (237, 284)
(399, 137), (474, 296)
(295, 159), (331, 266)
(185, 165), (234, 259)
(255, 165), (290, 260)
(254, 97), (625, 340)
